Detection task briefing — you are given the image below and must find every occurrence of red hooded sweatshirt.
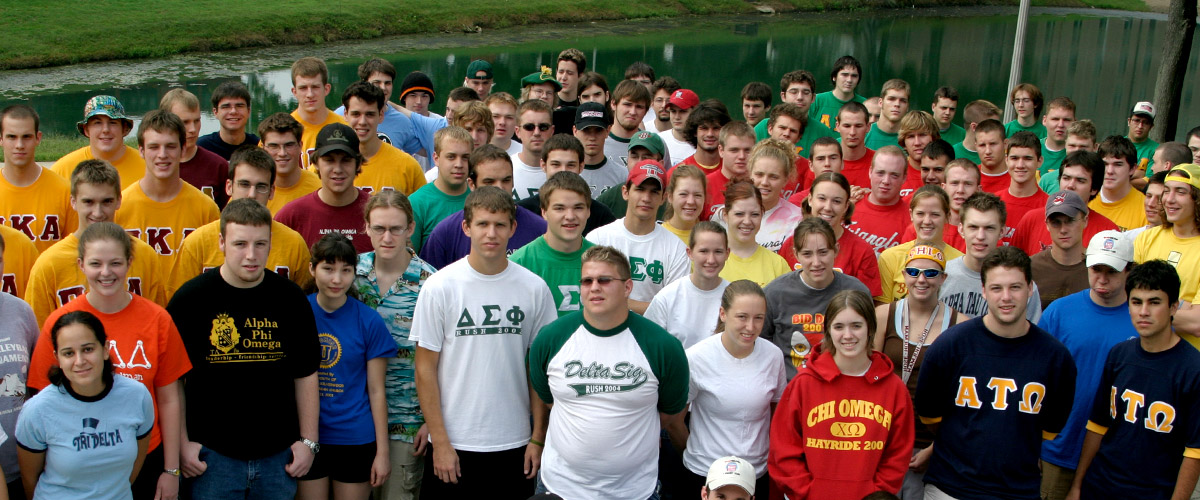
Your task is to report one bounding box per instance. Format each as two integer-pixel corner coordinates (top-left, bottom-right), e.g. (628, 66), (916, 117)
(768, 345), (915, 500)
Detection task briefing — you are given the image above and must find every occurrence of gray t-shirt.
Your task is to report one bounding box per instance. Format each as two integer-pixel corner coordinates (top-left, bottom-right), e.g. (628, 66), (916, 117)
(938, 256), (1043, 322)
(0, 293), (37, 481)
(761, 271), (869, 380)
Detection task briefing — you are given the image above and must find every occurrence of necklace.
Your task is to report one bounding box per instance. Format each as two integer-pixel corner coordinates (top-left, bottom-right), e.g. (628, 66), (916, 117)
(901, 299), (940, 384)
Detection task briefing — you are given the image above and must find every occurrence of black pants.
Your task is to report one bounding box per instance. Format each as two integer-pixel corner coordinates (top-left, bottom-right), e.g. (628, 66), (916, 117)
(133, 444), (165, 500)
(420, 445), (533, 500)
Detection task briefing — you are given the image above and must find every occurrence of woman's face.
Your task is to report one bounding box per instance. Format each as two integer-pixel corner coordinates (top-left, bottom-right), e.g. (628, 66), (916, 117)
(79, 239), (129, 298)
(724, 197), (763, 245)
(910, 196), (946, 242)
(55, 323), (108, 390)
(809, 181), (849, 228)
(828, 307), (870, 361)
(720, 294), (767, 350)
(903, 258), (945, 302)
(669, 177), (706, 223)
(688, 230), (729, 281)
(751, 157), (789, 204)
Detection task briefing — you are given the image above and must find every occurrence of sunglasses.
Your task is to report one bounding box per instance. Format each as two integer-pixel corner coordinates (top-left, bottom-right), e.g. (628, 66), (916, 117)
(522, 123), (552, 132)
(579, 276), (627, 286)
(903, 267), (943, 279)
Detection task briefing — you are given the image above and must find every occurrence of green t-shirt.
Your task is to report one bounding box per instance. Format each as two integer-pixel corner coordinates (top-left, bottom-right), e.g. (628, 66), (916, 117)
(940, 123), (967, 146)
(1041, 141), (1067, 177)
(809, 91), (865, 130)
(753, 117), (839, 159)
(1005, 119), (1048, 140)
(953, 142), (981, 165)
(1039, 168), (1062, 195)
(1130, 137), (1159, 175)
(510, 236), (595, 317)
(865, 122), (900, 151)
(408, 183), (469, 254)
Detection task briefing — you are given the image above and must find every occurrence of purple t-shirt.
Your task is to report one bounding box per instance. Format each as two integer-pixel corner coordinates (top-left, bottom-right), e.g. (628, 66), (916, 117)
(418, 206), (547, 269)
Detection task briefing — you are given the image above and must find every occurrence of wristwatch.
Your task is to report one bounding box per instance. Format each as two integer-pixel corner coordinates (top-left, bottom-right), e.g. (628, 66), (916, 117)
(164, 468), (181, 477)
(301, 438), (320, 454)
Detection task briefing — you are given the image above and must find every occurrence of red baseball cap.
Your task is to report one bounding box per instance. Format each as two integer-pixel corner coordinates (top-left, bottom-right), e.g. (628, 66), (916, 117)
(668, 89), (699, 110)
(628, 159), (666, 187)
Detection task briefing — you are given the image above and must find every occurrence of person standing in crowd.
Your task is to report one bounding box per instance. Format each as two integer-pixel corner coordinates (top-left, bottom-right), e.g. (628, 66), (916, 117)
(646, 77), (679, 135)
(511, 172), (596, 318)
(573, 102), (626, 197)
(160, 89), (230, 208)
(703, 121), (757, 218)
(1013, 151), (1119, 256)
(463, 60), (494, 98)
(50, 95), (144, 189)
(700, 457), (758, 500)
(755, 70), (838, 157)
(197, 81), (258, 160)
(951, 100), (1002, 166)
(811, 55), (866, 129)
(846, 146), (911, 254)
(608, 80), (661, 167)
(865, 79), (911, 151)
(896, 111), (939, 198)
(407, 127), (473, 254)
(875, 185), (963, 304)
(837, 101), (876, 189)
(1089, 136), (1147, 230)
(779, 172), (882, 298)
(676, 101), (730, 175)
(0, 230), (37, 500)
(1030, 191), (1091, 310)
(290, 57), (348, 169)
(260, 113), (323, 215)
(274, 123), (374, 253)
(660, 164), (708, 243)
(1038, 97), (1076, 178)
(486, 92), (521, 157)
(938, 158), (979, 252)
(999, 132), (1049, 244)
(646, 221), (731, 348)
(741, 82), (772, 127)
(931, 87), (965, 145)
(0, 104), (75, 253)
(1005, 83), (1047, 139)
(1133, 163), (1200, 348)
(751, 139), (805, 252)
(664, 280), (785, 497)
(770, 289), (914, 499)
(511, 99), (556, 201)
(1040, 119), (1098, 195)
(516, 135), (618, 234)
(1126, 101), (1159, 173)
(341, 82), (426, 196)
(716, 181), (789, 287)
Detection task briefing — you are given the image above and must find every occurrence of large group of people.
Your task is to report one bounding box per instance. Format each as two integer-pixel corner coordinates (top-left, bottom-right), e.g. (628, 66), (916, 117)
(0, 48), (1197, 500)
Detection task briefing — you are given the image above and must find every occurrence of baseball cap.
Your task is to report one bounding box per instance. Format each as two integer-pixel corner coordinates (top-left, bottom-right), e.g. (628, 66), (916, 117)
(521, 66), (562, 92)
(313, 123), (360, 159)
(668, 89), (700, 110)
(1045, 190), (1088, 219)
(904, 245), (946, 269)
(398, 71), (435, 102)
(705, 456), (756, 495)
(465, 59), (493, 80)
(76, 95), (133, 136)
(1086, 230), (1134, 270)
(629, 130), (665, 157)
(1166, 163), (1200, 191)
(1131, 101), (1156, 122)
(628, 159), (665, 188)
(574, 102), (610, 130)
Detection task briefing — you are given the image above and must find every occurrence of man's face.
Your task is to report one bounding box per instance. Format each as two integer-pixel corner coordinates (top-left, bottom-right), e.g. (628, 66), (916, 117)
(468, 158), (514, 193)
(1059, 164), (1097, 201)
(960, 208), (1003, 260)
(1152, 148), (1170, 175)
(465, 76), (494, 98)
(836, 111), (868, 149)
(291, 75), (330, 114)
(1066, 134), (1096, 153)
(403, 91), (431, 116)
(167, 103), (202, 148)
(870, 154), (907, 201)
(880, 89), (909, 123)
(226, 164), (274, 206)
(1129, 288), (1176, 338)
(1088, 264), (1127, 304)
(975, 130), (1005, 170)
(139, 129), (182, 181)
(556, 60), (580, 94)
(543, 188), (589, 244)
(459, 121), (488, 149)
(578, 85), (608, 105)
(809, 144), (843, 175)
(527, 83), (556, 104)
(652, 89), (672, 122)
(345, 97), (383, 142)
(1043, 107), (1075, 143)
(1128, 114), (1153, 142)
(696, 123), (722, 153)
(1162, 180), (1196, 226)
(314, 151), (357, 195)
(542, 149), (583, 175)
(768, 116), (802, 144)
(613, 98), (648, 131)
(668, 106), (692, 133)
(462, 208), (514, 260)
(1145, 182), (1165, 225)
(262, 131), (301, 178)
(719, 135), (755, 177)
(626, 147), (660, 165)
(489, 102), (517, 141)
(517, 111), (554, 155)
(1005, 146), (1040, 185)
(903, 131), (933, 163)
(742, 99), (766, 125)
(444, 98), (462, 121)
(219, 222), (271, 286)
(85, 116), (127, 156)
(1102, 155), (1133, 191)
(1046, 212), (1085, 251)
(580, 260), (632, 319)
(433, 139), (472, 190)
(622, 181), (665, 221)
(943, 166), (978, 212)
(982, 266), (1031, 327)
(1012, 91), (1035, 118)
(366, 72), (394, 101)
(1188, 135), (1200, 164)
(920, 155), (949, 185)
(574, 125), (608, 159)
(214, 97), (249, 133)
(834, 66), (860, 95)
(931, 97), (956, 128)
(781, 82), (814, 112)
(71, 182), (120, 227)
(1, 115), (41, 168)
(365, 206), (411, 262)
(865, 99), (882, 125)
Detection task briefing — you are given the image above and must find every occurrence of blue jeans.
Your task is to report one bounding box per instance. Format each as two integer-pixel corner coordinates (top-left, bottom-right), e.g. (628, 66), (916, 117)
(535, 473), (660, 500)
(187, 446), (297, 500)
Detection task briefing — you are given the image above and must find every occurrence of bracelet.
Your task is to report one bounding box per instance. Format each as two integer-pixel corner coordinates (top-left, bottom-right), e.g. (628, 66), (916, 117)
(163, 468), (181, 477)
(529, 438), (544, 447)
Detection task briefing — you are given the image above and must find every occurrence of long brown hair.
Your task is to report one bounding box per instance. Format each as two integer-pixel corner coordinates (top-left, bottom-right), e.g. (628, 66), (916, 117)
(821, 290), (877, 352)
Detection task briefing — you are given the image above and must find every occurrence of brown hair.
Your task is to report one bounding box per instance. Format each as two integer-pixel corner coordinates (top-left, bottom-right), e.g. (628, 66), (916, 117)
(539, 171), (591, 212)
(821, 290), (877, 352)
(291, 57), (329, 86)
(363, 190), (415, 227)
(792, 216), (837, 252)
(723, 180), (765, 213)
(257, 112), (304, 143)
(714, 279), (766, 333)
(452, 101), (496, 138)
(136, 109), (186, 148)
(228, 146), (276, 185)
(463, 186), (516, 224)
(77, 221), (133, 262)
(897, 110), (941, 147)
(581, 245), (632, 280)
(70, 159), (121, 198)
(749, 139), (796, 180)
(909, 184), (951, 215)
(159, 88), (200, 112)
(220, 198), (273, 236)
(663, 164), (707, 221)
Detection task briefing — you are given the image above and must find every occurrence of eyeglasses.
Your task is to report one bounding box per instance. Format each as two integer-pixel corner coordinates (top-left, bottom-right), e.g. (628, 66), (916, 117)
(263, 141), (299, 152)
(579, 276), (627, 286)
(235, 180), (272, 194)
(903, 267), (943, 279)
(522, 123), (552, 132)
(368, 225), (407, 236)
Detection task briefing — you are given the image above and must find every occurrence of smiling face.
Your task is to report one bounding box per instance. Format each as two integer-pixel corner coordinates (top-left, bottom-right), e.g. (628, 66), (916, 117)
(1162, 180), (1196, 226)
(911, 195), (946, 243)
(724, 197), (763, 245)
(688, 230), (728, 282)
(1, 115), (41, 168)
(720, 294), (767, 350)
(696, 123), (722, 153)
(71, 182), (121, 228)
(1005, 146), (1040, 185)
(982, 266), (1031, 327)
(903, 131), (933, 163)
(1145, 182), (1165, 225)
(79, 238), (129, 298)
(55, 323), (109, 393)
(214, 97), (249, 133)
(904, 258), (945, 302)
(809, 181), (849, 227)
(366, 206), (412, 262)
(85, 116), (128, 156)
(262, 131), (301, 178)
(345, 97), (383, 143)
(314, 151), (358, 196)
(138, 129), (182, 181)
(751, 157), (788, 204)
(543, 188), (589, 246)
(668, 177), (705, 224)
(828, 307), (870, 361)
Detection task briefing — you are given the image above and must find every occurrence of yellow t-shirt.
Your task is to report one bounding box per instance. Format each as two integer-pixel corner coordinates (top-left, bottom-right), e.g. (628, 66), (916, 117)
(875, 240), (965, 303)
(24, 233), (168, 327)
(662, 221), (691, 244)
(267, 170), (322, 215)
(719, 245), (790, 287)
(168, 219), (313, 298)
(356, 143), (426, 196)
(0, 168), (78, 252)
(1089, 190), (1148, 231)
(1133, 226), (1200, 351)
(50, 145), (144, 190)
(114, 182), (220, 265)
(0, 224), (39, 298)
(291, 109), (348, 170)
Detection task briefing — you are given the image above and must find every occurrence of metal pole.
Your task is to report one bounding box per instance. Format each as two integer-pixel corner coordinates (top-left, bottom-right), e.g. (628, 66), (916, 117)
(1004, 0), (1032, 123)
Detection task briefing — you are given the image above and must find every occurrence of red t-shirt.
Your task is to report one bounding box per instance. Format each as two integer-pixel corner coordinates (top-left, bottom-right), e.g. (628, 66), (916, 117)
(1010, 206), (1120, 256)
(778, 229), (883, 300)
(841, 148), (876, 190)
(899, 163), (924, 199)
(846, 197), (911, 254)
(180, 146), (230, 209)
(901, 221), (966, 253)
(275, 189), (373, 253)
(669, 155), (722, 179)
(999, 189), (1049, 246)
(705, 169), (732, 219)
(784, 157), (813, 200)
(979, 169), (1010, 195)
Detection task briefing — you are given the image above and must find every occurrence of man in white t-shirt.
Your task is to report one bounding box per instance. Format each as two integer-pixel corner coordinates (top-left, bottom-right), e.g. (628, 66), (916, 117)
(658, 89), (699, 167)
(528, 245), (689, 500)
(513, 99), (556, 200)
(411, 186), (557, 498)
(586, 160), (690, 314)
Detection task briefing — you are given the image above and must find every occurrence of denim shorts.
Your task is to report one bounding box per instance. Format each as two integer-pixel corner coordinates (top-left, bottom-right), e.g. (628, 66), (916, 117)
(187, 445), (297, 500)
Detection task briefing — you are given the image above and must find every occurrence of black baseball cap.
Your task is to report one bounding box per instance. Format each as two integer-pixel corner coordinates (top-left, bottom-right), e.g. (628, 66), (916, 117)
(574, 102), (610, 130)
(313, 123), (360, 158)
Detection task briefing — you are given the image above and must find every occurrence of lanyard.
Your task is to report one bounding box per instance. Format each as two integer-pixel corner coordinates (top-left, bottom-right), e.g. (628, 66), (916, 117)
(900, 300), (940, 384)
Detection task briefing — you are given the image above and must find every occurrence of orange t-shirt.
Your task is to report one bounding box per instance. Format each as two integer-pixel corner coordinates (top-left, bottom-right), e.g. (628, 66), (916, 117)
(29, 294), (192, 451)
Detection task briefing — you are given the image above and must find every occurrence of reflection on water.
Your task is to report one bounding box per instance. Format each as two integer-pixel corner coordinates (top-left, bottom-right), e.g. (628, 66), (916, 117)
(0, 8), (1191, 141)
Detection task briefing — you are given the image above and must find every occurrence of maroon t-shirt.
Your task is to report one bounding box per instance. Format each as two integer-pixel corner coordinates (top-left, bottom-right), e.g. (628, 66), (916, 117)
(181, 146), (230, 208)
(274, 189), (373, 253)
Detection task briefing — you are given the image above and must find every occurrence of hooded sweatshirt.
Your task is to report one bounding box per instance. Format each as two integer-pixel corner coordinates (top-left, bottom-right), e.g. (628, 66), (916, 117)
(769, 345), (914, 500)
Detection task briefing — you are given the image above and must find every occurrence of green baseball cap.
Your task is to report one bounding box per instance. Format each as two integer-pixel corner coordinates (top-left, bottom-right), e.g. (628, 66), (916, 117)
(465, 59), (493, 80)
(521, 66), (562, 92)
(629, 130), (665, 157)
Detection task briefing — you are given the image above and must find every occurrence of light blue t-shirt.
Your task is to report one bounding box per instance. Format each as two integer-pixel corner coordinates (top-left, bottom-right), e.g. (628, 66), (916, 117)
(1038, 289), (1136, 468)
(16, 375), (154, 500)
(309, 294), (399, 445)
(334, 105), (433, 158)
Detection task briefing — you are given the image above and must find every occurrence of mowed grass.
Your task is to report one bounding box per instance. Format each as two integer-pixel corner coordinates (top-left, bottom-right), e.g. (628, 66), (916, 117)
(0, 134), (138, 163)
(0, 0), (1147, 70)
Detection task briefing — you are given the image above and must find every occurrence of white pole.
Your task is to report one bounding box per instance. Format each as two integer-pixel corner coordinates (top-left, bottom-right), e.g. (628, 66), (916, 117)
(1004, 0), (1032, 123)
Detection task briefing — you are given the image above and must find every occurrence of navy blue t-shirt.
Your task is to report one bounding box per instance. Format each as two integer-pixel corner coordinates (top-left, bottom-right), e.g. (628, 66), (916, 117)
(1082, 338), (1200, 499)
(418, 205), (547, 270)
(196, 131), (260, 161)
(915, 316), (1076, 500)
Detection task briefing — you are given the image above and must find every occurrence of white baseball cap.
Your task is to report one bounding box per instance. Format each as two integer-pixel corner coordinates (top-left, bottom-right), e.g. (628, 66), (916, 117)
(1086, 230), (1134, 270)
(706, 456), (756, 495)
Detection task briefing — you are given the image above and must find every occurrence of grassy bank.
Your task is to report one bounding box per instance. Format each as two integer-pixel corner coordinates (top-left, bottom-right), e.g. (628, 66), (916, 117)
(0, 0), (1146, 71)
(0, 134), (124, 163)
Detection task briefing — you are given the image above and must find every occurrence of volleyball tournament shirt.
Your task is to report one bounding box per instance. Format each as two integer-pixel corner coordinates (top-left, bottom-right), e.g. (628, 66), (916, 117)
(356, 142), (426, 196)
(915, 317), (1076, 499)
(0, 167), (77, 251)
(114, 182), (220, 261)
(274, 188), (373, 253)
(529, 312), (688, 500)
(509, 236), (595, 317)
(0, 224), (38, 298)
(168, 220), (312, 297)
(24, 233), (168, 326)
(761, 271), (869, 379)
(265, 170), (321, 215)
(585, 219), (690, 303)
(50, 145), (145, 190)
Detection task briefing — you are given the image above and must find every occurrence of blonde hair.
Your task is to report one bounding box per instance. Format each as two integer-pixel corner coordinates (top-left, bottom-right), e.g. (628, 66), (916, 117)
(749, 138), (796, 179)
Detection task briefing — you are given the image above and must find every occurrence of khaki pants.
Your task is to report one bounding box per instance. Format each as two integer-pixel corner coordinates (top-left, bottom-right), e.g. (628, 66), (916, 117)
(1040, 460), (1074, 500)
(374, 440), (423, 500)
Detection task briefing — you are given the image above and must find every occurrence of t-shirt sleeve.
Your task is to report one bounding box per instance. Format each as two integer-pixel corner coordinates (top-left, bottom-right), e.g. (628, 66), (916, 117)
(914, 335), (950, 425)
(15, 397), (46, 452)
(528, 284), (558, 349)
(288, 286), (321, 379)
(136, 383), (156, 439)
(771, 352), (787, 403)
(641, 321), (689, 414)
(153, 308), (192, 387)
(410, 278), (445, 352)
(526, 318), (578, 405)
(1087, 346), (1119, 434)
(1042, 343), (1077, 436)
(685, 348), (701, 405)
(643, 294), (669, 329)
(876, 250), (897, 303)
(666, 245), (690, 286)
